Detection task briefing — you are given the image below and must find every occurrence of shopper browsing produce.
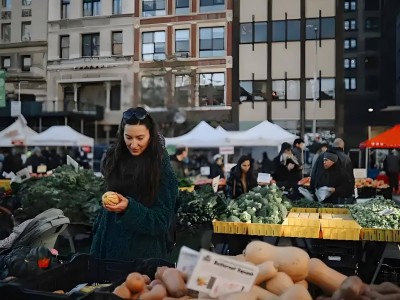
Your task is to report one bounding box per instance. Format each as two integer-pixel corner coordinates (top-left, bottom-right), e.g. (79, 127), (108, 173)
(90, 107), (178, 261)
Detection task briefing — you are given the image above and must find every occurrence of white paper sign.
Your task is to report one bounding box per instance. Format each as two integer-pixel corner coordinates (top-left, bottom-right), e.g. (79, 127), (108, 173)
(37, 164), (47, 173)
(257, 173), (271, 184)
(212, 176), (220, 193)
(353, 168), (367, 179)
(67, 155), (79, 172)
(176, 246), (200, 279)
(10, 101), (21, 117)
(186, 249), (258, 298)
(200, 166), (211, 176)
(16, 168), (31, 182)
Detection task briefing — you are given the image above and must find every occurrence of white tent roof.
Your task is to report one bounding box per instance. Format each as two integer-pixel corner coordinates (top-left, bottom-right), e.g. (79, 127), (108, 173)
(165, 121), (229, 148)
(0, 115), (38, 147)
(228, 121), (298, 147)
(26, 125), (94, 147)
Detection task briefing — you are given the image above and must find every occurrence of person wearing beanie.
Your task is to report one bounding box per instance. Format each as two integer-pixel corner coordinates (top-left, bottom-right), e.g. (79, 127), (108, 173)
(310, 151), (354, 204)
(208, 154), (225, 179)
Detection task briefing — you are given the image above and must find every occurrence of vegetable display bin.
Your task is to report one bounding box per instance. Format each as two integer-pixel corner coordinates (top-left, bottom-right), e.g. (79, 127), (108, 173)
(320, 219), (361, 240)
(318, 208), (350, 214)
(0, 179), (11, 191)
(289, 207), (319, 213)
(247, 223), (283, 236)
(178, 185), (195, 192)
(212, 220), (247, 235)
(282, 217), (320, 238)
(0, 254), (174, 300)
(361, 228), (400, 242)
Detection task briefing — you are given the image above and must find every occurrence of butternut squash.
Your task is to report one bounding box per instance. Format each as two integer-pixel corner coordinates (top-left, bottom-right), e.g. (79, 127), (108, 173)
(161, 268), (187, 298)
(280, 284), (312, 300)
(306, 258), (347, 294)
(140, 284), (167, 300)
(255, 260), (278, 284)
(265, 272), (294, 296)
(244, 241), (310, 282)
(295, 279), (309, 289)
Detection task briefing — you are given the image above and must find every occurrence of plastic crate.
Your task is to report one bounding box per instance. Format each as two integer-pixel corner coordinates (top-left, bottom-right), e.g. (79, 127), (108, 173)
(318, 208), (350, 214)
(0, 254), (174, 300)
(178, 185), (195, 192)
(282, 218), (320, 238)
(247, 223), (283, 236)
(212, 220), (247, 235)
(290, 207), (319, 213)
(374, 258), (400, 284)
(361, 228), (400, 242)
(0, 179), (11, 191)
(320, 219), (361, 240)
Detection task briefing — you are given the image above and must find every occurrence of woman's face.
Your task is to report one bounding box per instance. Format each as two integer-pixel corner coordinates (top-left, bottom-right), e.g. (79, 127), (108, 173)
(124, 124), (150, 156)
(240, 160), (251, 174)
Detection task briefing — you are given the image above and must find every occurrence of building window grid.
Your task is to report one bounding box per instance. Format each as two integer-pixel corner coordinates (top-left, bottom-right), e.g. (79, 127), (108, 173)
(175, 29), (190, 56)
(21, 21), (31, 41)
(82, 33), (100, 57)
(344, 58), (357, 69)
(344, 19), (357, 31)
(176, 0), (189, 15)
(175, 74), (191, 107)
(344, 38), (357, 50)
(344, 77), (357, 90)
(112, 31), (123, 55)
(142, 31), (166, 61)
(240, 22), (268, 44)
(199, 0), (225, 13)
(198, 72), (225, 106)
(21, 55), (31, 72)
(22, 0), (32, 6)
(83, 0), (101, 17)
(61, 0), (70, 19)
(142, 0), (166, 17)
(141, 76), (166, 108)
(1, 23), (10, 42)
(60, 35), (70, 59)
(199, 26), (225, 58)
(1, 0), (11, 10)
(22, 9), (32, 17)
(240, 80), (268, 101)
(344, 0), (357, 11)
(1, 56), (11, 69)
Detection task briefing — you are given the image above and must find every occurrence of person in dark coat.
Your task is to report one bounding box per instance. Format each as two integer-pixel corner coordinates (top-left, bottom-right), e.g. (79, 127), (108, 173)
(261, 151), (274, 174)
(273, 142), (301, 191)
(292, 138), (305, 182)
(383, 149), (400, 193)
(311, 152), (354, 204)
(209, 154), (225, 179)
(226, 155), (257, 199)
(24, 147), (47, 173)
(169, 146), (188, 178)
(2, 148), (23, 174)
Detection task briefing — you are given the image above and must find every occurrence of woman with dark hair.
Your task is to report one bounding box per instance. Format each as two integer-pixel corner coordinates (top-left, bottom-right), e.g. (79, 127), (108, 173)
(226, 155), (257, 199)
(90, 107), (178, 261)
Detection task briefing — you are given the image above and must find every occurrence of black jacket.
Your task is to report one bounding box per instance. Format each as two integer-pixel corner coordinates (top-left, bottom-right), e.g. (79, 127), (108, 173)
(226, 166), (257, 199)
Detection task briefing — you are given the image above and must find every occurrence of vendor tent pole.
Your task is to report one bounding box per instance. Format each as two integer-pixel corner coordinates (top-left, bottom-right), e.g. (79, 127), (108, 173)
(365, 148), (368, 169)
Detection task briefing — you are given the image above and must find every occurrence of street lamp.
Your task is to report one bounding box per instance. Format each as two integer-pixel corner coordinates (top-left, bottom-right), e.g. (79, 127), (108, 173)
(18, 80), (29, 102)
(306, 25), (318, 138)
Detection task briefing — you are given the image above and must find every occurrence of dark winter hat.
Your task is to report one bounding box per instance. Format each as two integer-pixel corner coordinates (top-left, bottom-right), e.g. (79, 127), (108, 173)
(324, 152), (338, 163)
(281, 142), (292, 151)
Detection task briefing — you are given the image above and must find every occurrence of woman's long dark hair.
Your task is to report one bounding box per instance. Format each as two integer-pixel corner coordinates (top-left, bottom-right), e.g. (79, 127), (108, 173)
(231, 155), (256, 184)
(101, 111), (163, 207)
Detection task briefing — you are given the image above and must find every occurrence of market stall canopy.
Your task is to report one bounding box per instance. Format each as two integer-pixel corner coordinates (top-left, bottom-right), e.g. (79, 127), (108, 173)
(0, 115), (38, 147)
(165, 121), (230, 148)
(227, 121), (298, 147)
(359, 124), (400, 148)
(26, 125), (94, 147)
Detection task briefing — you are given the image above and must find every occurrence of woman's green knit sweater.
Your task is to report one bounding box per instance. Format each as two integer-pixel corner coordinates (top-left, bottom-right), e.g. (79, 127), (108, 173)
(90, 154), (178, 260)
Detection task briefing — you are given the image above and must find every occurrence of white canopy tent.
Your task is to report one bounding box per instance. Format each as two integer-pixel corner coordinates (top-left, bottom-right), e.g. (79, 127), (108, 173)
(227, 121), (298, 147)
(165, 121), (230, 148)
(0, 115), (38, 147)
(26, 125), (94, 147)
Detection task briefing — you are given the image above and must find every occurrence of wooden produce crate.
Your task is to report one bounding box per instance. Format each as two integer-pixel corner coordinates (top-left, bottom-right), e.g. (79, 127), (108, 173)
(361, 228), (400, 242)
(320, 219), (361, 240)
(247, 223), (283, 237)
(212, 220), (248, 235)
(282, 213), (321, 238)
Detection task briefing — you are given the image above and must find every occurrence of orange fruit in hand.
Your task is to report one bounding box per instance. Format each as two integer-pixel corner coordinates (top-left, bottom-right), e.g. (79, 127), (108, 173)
(125, 272), (146, 293)
(102, 191), (120, 206)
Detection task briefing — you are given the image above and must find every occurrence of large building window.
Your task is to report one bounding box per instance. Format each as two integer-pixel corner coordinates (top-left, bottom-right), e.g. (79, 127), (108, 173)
(141, 76), (166, 107)
(306, 17), (335, 40)
(344, 58), (356, 69)
(21, 21), (31, 41)
(344, 77), (357, 90)
(365, 18), (380, 31)
(142, 31), (166, 61)
(240, 22), (267, 43)
(1, 0), (11, 10)
(83, 0), (101, 17)
(22, 9), (32, 17)
(175, 75), (191, 106)
(1, 23), (10, 42)
(61, 0), (70, 19)
(176, 0), (189, 15)
(21, 55), (31, 71)
(1, 56), (11, 70)
(112, 31), (123, 55)
(272, 20), (301, 42)
(142, 0), (166, 17)
(175, 29), (190, 57)
(306, 78), (335, 100)
(344, 19), (357, 31)
(82, 33), (100, 57)
(60, 35), (70, 59)
(22, 0), (32, 5)
(199, 0), (225, 13)
(240, 81), (267, 101)
(113, 0), (122, 14)
(198, 73), (225, 106)
(199, 27), (224, 58)
(272, 80), (300, 100)
(344, 38), (357, 50)
(344, 0), (356, 11)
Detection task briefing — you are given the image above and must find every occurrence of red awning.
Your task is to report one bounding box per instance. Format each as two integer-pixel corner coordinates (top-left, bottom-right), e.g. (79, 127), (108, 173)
(359, 124), (400, 148)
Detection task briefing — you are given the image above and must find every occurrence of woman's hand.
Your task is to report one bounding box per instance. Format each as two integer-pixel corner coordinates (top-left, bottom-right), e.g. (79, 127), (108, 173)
(103, 193), (129, 213)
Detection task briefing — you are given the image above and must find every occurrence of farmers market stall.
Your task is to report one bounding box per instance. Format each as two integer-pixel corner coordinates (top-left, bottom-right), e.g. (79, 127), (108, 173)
(0, 115), (38, 147)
